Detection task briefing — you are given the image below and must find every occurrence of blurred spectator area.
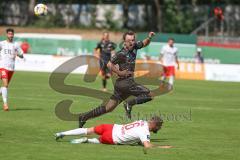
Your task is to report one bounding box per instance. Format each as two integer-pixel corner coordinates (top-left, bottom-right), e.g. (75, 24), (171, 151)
(0, 0), (239, 36)
(198, 36), (240, 49)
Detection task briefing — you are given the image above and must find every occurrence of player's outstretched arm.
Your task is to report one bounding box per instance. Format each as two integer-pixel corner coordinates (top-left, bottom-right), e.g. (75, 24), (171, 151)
(94, 48), (100, 58)
(143, 141), (173, 154)
(142, 32), (155, 47)
(143, 141), (154, 149)
(176, 56), (180, 69)
(17, 47), (24, 59)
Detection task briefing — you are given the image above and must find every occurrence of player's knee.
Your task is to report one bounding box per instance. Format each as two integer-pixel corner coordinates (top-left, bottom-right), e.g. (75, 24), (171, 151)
(148, 92), (154, 99)
(146, 94), (153, 101)
(2, 83), (8, 87)
(87, 127), (95, 135)
(105, 100), (119, 112)
(143, 94), (153, 102)
(106, 106), (115, 113)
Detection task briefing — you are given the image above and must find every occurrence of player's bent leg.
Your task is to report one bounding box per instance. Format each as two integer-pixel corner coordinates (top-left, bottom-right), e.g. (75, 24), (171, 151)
(124, 94), (152, 119)
(78, 90), (121, 127)
(124, 84), (153, 119)
(55, 127), (95, 141)
(78, 99), (119, 128)
(0, 69), (14, 111)
(128, 94), (153, 106)
(79, 99), (119, 126)
(169, 76), (174, 85)
(87, 138), (100, 144)
(78, 104), (107, 128)
(70, 137), (100, 144)
(70, 137), (88, 144)
(105, 99), (120, 112)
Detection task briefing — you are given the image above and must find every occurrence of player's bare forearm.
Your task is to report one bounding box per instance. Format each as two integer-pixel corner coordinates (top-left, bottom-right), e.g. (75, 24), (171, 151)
(94, 49), (100, 58)
(142, 38), (151, 47)
(111, 50), (116, 57)
(176, 57), (180, 69)
(159, 54), (163, 62)
(107, 62), (132, 77)
(143, 141), (173, 154)
(142, 32), (155, 47)
(107, 62), (120, 75)
(143, 141), (154, 148)
(143, 141), (154, 154)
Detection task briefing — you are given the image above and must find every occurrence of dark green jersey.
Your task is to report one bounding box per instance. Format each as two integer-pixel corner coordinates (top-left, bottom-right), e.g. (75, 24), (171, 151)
(96, 40), (116, 62)
(111, 41), (144, 72)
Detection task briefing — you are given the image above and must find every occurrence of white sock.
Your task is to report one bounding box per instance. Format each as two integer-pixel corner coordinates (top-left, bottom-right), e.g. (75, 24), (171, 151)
(61, 128), (87, 136)
(87, 138), (100, 144)
(1, 87), (8, 104)
(169, 76), (174, 85)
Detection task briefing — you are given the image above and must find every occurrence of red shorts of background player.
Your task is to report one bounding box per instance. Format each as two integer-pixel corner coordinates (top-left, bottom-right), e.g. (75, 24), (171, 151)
(0, 68), (14, 83)
(94, 124), (114, 144)
(163, 66), (175, 77)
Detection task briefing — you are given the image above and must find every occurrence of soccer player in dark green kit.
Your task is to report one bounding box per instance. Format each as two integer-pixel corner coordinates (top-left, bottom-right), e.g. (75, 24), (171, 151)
(94, 32), (116, 92)
(79, 31), (155, 127)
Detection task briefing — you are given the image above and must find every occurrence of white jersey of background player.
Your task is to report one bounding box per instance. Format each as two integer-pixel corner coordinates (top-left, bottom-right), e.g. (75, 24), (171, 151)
(159, 38), (179, 87)
(55, 116), (172, 150)
(0, 28), (24, 111)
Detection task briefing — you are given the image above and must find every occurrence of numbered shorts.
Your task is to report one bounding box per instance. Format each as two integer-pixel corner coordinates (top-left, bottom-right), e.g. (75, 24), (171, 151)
(0, 68), (14, 83)
(94, 124), (114, 144)
(163, 66), (175, 77)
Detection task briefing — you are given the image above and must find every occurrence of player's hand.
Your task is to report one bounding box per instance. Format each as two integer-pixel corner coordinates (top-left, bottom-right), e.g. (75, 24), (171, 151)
(118, 69), (133, 77)
(148, 32), (155, 38)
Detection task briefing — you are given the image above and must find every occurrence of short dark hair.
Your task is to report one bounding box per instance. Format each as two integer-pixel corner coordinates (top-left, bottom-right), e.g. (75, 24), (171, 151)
(168, 37), (175, 41)
(123, 31), (135, 40)
(151, 116), (163, 128)
(6, 28), (14, 33)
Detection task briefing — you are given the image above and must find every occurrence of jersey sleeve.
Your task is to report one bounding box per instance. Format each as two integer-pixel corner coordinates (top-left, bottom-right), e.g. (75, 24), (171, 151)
(160, 46), (165, 55)
(138, 129), (151, 143)
(135, 41), (144, 50)
(16, 44), (23, 56)
(95, 42), (101, 50)
(175, 48), (178, 56)
(110, 51), (124, 65)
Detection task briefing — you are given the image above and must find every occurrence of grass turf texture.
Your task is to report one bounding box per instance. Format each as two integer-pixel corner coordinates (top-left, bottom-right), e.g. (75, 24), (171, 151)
(0, 71), (240, 160)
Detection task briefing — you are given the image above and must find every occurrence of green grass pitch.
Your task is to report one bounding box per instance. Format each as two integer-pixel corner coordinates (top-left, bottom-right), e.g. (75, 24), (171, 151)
(0, 71), (240, 160)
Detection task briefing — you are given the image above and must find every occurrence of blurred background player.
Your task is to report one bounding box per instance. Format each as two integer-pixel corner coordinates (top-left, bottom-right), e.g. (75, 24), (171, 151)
(194, 48), (204, 64)
(78, 31), (155, 127)
(94, 32), (116, 92)
(56, 116), (171, 149)
(159, 38), (179, 88)
(0, 28), (24, 111)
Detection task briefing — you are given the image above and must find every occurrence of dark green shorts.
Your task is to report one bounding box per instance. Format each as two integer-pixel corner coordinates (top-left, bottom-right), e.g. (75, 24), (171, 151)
(110, 77), (150, 101)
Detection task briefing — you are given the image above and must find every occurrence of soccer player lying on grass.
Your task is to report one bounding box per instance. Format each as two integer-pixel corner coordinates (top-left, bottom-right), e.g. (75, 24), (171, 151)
(56, 116), (171, 149)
